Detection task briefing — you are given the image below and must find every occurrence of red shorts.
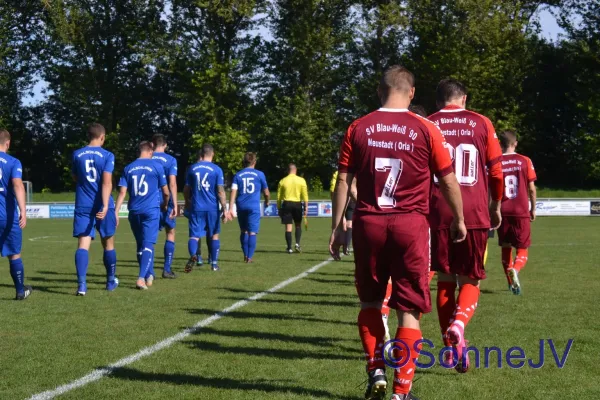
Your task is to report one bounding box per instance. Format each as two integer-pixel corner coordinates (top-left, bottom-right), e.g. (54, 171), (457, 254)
(498, 216), (531, 248)
(353, 212), (431, 314)
(431, 228), (488, 280)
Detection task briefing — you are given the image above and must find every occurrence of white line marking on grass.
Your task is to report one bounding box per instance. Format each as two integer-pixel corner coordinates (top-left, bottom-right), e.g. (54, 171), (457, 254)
(28, 236), (52, 241)
(27, 258), (335, 400)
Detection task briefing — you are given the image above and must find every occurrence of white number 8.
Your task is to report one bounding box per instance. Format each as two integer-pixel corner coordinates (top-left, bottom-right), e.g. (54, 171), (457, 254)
(505, 175), (518, 199)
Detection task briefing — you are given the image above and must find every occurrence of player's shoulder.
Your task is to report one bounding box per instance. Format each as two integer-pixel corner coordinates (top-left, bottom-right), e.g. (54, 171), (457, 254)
(0, 152), (20, 167)
(516, 153), (533, 164)
(409, 111), (439, 132)
(99, 147), (114, 158)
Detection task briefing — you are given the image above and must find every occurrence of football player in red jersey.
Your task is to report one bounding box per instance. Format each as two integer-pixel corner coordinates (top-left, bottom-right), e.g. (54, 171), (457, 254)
(330, 66), (466, 400)
(428, 79), (504, 373)
(497, 131), (536, 295)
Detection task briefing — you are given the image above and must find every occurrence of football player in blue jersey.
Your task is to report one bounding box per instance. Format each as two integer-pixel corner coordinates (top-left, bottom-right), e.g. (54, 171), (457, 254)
(115, 141), (169, 290)
(228, 152), (270, 263)
(183, 144), (230, 272)
(151, 134), (178, 279)
(71, 123), (118, 296)
(0, 129), (32, 300)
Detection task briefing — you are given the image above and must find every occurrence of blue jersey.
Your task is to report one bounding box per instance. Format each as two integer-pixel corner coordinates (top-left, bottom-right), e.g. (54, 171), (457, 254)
(119, 159), (167, 212)
(232, 168), (268, 211)
(152, 152), (177, 207)
(0, 152), (23, 221)
(72, 146), (115, 210)
(186, 161), (224, 212)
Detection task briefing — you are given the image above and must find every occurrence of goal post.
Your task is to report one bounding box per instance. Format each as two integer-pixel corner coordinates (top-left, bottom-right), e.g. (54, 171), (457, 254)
(24, 181), (33, 203)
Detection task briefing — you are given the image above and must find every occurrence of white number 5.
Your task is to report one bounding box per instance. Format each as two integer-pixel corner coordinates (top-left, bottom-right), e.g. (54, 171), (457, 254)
(85, 160), (97, 183)
(375, 157), (403, 208)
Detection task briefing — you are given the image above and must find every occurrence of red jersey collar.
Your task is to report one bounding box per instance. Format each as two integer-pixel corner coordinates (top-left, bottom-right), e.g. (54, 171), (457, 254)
(439, 104), (465, 113)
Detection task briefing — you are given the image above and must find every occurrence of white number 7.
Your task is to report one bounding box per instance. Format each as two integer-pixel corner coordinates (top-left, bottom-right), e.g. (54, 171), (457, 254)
(375, 157), (403, 208)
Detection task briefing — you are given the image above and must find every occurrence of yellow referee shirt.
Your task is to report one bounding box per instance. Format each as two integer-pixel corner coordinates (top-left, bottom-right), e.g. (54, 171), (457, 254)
(277, 174), (308, 208)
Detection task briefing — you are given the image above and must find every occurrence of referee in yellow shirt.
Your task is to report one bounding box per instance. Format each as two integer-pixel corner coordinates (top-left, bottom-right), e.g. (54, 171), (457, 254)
(277, 163), (308, 253)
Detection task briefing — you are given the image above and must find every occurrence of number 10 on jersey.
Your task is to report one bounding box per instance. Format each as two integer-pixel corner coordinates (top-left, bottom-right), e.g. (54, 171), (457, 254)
(376, 158), (403, 208)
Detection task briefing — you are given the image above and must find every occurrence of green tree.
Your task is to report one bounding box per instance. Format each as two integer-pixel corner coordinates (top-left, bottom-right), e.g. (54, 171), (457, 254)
(40, 0), (169, 189)
(255, 0), (352, 185)
(168, 0), (262, 177)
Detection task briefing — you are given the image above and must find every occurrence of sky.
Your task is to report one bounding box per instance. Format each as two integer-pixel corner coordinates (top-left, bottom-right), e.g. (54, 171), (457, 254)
(21, 7), (565, 106)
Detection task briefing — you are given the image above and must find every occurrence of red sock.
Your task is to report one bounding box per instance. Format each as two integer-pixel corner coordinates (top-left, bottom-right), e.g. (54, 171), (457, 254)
(428, 271), (435, 285)
(513, 248), (529, 272)
(453, 283), (480, 329)
(358, 308), (386, 371)
(436, 281), (457, 344)
(393, 327), (422, 394)
(381, 282), (393, 319)
(501, 247), (513, 284)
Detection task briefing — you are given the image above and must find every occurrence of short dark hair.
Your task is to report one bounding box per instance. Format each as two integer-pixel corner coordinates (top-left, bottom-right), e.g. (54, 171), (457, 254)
(138, 141), (154, 154)
(0, 129), (10, 145)
(87, 123), (106, 141)
(499, 131), (518, 151)
(409, 104), (428, 117)
(242, 152), (257, 168)
(436, 79), (467, 107)
(379, 65), (415, 97)
(201, 143), (214, 157)
(152, 134), (167, 148)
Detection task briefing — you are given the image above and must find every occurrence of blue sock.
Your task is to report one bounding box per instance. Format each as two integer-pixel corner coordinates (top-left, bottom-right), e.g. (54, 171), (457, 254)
(75, 249), (89, 285)
(103, 249), (117, 283)
(147, 255), (155, 279)
(210, 239), (220, 265)
(196, 238), (202, 256)
(139, 242), (154, 279)
(240, 232), (249, 257)
(248, 234), (257, 259)
(9, 258), (25, 293)
(188, 239), (199, 258)
(164, 240), (175, 272)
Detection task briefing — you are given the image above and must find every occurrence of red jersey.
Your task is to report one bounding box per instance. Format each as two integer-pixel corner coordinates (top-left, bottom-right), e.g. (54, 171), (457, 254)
(338, 108), (453, 216)
(428, 105), (503, 229)
(500, 153), (536, 217)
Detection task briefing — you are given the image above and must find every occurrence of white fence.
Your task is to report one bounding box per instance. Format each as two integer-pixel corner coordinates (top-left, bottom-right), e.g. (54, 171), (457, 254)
(25, 199), (600, 219)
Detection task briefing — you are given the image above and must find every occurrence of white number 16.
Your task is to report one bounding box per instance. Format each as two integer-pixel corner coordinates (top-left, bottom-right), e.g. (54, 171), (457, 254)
(375, 157), (403, 208)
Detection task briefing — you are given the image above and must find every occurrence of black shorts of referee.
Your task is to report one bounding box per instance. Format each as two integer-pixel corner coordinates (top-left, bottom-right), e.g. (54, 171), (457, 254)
(280, 201), (303, 225)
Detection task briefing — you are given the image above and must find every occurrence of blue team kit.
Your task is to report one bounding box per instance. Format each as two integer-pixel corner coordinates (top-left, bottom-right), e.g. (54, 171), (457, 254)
(152, 151), (178, 230)
(71, 146), (117, 239)
(119, 158), (168, 245)
(232, 168), (268, 233)
(0, 152), (23, 257)
(186, 161), (224, 238)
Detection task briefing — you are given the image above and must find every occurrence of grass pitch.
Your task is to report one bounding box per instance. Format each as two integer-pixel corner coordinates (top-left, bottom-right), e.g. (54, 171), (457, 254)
(1, 217), (599, 399)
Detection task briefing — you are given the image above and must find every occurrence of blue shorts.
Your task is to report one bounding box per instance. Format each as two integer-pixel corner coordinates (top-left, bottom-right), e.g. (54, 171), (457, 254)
(0, 218), (21, 257)
(73, 208), (117, 239)
(237, 209), (261, 233)
(189, 211), (220, 238)
(159, 206), (176, 230)
(128, 209), (160, 245)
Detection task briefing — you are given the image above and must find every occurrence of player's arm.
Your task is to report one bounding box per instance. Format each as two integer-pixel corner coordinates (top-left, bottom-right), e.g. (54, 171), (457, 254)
(438, 173), (466, 242)
(529, 181), (537, 221)
(349, 176), (357, 203)
(217, 184), (229, 222)
(484, 117), (504, 229)
(114, 185), (127, 228)
(183, 184), (191, 212)
(276, 181), (283, 209)
(228, 186), (238, 219)
(330, 171), (353, 259)
(160, 184), (169, 211)
(13, 177), (27, 229)
(97, 171), (112, 220)
(168, 175), (178, 218)
(263, 188), (270, 207)
(302, 179), (308, 216)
